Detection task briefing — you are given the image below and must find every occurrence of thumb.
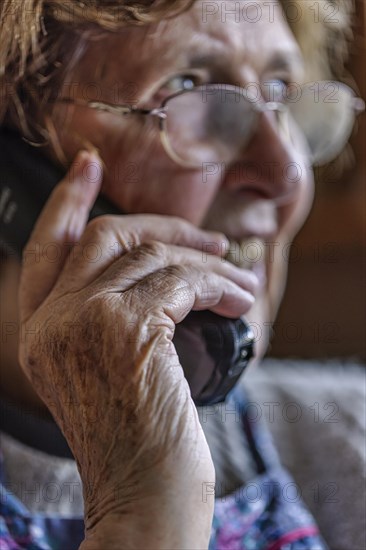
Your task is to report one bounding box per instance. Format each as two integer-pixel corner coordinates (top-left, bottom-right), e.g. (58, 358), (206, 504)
(19, 150), (103, 323)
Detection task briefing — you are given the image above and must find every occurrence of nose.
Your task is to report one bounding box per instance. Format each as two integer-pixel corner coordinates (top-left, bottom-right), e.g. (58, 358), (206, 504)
(222, 109), (310, 204)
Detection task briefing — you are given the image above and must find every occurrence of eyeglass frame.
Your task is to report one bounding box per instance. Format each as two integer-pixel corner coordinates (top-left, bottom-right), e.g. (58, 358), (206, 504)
(53, 81), (365, 168)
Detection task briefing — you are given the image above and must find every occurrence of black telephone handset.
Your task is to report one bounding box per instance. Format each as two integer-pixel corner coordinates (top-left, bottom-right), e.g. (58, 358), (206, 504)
(0, 129), (255, 406)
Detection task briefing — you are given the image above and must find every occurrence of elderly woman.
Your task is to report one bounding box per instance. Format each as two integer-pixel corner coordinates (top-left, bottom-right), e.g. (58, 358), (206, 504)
(0, 0), (363, 548)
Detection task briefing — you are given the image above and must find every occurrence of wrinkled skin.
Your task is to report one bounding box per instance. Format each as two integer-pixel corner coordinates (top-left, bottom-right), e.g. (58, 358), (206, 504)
(19, 153), (258, 541)
(11, 0), (315, 547)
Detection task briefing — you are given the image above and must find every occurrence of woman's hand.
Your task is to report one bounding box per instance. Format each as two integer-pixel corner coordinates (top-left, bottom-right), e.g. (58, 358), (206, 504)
(18, 151), (258, 549)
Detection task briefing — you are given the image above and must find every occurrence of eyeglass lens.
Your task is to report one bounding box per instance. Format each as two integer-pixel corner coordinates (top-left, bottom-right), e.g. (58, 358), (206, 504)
(163, 87), (259, 165)
(162, 82), (360, 167)
(288, 81), (359, 165)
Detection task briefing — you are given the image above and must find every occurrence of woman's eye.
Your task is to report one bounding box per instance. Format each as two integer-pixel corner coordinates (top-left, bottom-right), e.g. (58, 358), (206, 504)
(150, 74), (202, 105)
(262, 79), (290, 102)
(160, 74), (200, 94)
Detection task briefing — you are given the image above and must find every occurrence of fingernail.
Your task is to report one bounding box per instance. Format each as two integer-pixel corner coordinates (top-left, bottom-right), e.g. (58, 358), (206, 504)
(214, 233), (229, 256)
(73, 150), (103, 186)
(74, 149), (90, 165)
(69, 150), (89, 180)
(245, 290), (255, 304)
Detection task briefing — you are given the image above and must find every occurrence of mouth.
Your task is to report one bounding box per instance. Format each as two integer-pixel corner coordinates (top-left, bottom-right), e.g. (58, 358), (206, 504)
(226, 238), (267, 288)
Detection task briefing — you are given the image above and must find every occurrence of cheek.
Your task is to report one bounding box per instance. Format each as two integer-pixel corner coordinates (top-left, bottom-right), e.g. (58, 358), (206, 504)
(97, 122), (222, 223)
(277, 161), (315, 238)
(53, 110), (220, 222)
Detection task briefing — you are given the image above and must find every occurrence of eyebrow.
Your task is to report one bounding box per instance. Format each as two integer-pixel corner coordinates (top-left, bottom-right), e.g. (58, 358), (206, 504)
(265, 51), (304, 75)
(188, 51), (225, 70)
(187, 48), (304, 79)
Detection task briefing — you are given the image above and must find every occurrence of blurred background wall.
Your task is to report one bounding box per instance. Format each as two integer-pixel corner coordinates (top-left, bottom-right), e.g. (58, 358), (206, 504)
(270, 0), (365, 360)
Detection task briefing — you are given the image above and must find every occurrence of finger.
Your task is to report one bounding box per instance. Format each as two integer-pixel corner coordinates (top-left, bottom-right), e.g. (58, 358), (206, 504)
(133, 264), (255, 322)
(19, 151), (103, 322)
(91, 241), (259, 297)
(56, 215), (229, 291)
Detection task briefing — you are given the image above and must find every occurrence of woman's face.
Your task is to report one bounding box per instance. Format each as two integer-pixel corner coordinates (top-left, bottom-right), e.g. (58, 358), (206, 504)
(52, 0), (314, 355)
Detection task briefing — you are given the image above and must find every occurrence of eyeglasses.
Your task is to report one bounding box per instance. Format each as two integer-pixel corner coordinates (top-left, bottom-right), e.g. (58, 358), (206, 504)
(56, 81), (364, 168)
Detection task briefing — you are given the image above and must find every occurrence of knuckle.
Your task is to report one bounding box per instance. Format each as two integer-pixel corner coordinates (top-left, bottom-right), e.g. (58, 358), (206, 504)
(129, 240), (168, 263)
(83, 215), (113, 241)
(136, 265), (194, 300)
(164, 263), (187, 278)
(150, 215), (189, 243)
(140, 240), (167, 257)
(161, 264), (195, 285)
(171, 217), (192, 238)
